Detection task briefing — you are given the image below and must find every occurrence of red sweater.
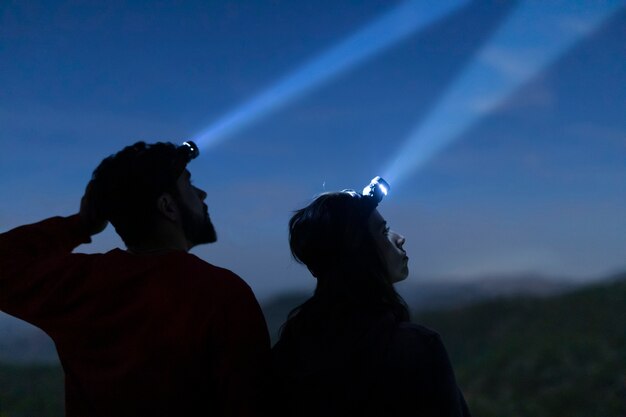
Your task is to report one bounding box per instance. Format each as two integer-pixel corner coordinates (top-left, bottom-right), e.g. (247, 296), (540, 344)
(0, 215), (270, 416)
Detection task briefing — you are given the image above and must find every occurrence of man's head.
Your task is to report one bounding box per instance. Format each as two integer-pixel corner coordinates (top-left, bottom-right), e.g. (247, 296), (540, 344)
(90, 141), (216, 250)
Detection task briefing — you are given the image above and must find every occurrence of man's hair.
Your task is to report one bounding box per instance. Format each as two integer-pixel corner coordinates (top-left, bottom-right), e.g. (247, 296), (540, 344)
(90, 141), (185, 247)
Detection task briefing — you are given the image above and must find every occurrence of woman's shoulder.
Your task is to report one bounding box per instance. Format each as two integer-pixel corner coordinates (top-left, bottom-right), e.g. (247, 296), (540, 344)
(383, 320), (450, 369)
(375, 321), (471, 417)
(373, 315), (441, 346)
(396, 321), (441, 340)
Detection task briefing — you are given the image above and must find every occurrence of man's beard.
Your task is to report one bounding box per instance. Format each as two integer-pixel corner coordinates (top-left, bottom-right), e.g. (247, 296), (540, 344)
(178, 200), (217, 247)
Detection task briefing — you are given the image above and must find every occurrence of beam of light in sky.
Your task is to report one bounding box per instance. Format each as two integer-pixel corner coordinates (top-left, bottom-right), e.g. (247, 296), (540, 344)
(383, 0), (625, 187)
(191, 0), (468, 149)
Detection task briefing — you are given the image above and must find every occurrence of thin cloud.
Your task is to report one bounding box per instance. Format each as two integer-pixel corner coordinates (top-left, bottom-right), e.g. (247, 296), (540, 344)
(478, 46), (540, 82)
(558, 15), (596, 36)
(467, 81), (555, 115)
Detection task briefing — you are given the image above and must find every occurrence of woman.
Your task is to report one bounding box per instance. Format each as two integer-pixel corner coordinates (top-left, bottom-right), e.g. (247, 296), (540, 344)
(271, 189), (471, 417)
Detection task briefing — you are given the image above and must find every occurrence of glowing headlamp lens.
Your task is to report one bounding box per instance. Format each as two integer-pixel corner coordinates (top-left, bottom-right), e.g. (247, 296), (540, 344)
(181, 141), (200, 161)
(362, 176), (390, 204)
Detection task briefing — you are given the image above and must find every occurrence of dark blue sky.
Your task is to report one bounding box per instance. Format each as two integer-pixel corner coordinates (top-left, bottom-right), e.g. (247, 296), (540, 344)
(1, 0), (625, 300)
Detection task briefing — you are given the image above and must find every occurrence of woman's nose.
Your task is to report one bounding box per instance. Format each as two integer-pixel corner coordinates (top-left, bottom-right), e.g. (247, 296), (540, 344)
(396, 234), (406, 249)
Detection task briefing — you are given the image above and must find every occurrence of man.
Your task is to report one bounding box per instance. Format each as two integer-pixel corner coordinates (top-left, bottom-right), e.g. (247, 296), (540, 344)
(0, 141), (270, 416)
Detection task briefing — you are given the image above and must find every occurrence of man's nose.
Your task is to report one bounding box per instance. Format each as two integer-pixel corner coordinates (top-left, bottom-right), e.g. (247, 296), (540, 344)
(396, 234), (406, 249)
(196, 187), (207, 200)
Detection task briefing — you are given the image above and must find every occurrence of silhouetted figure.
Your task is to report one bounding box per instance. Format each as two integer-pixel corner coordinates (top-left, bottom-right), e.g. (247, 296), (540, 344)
(0, 142), (270, 417)
(271, 191), (471, 417)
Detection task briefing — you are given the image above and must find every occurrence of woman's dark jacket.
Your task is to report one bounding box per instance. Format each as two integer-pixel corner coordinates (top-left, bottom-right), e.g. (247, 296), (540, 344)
(271, 311), (471, 417)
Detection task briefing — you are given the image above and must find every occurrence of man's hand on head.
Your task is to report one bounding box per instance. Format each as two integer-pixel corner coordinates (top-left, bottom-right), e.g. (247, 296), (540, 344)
(79, 180), (108, 236)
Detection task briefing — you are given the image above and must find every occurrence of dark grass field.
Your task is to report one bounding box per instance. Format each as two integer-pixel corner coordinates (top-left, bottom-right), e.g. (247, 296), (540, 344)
(0, 363), (63, 417)
(418, 276), (626, 417)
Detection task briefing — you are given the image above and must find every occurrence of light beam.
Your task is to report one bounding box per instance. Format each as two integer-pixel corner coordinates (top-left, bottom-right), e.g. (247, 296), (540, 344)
(192, 0), (468, 149)
(383, 0), (625, 186)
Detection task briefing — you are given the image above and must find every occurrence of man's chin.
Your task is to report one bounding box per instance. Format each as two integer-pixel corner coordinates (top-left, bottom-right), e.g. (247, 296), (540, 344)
(193, 226), (217, 246)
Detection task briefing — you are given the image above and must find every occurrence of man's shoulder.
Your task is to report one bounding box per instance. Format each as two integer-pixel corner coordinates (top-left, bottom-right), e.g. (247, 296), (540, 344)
(180, 252), (235, 275)
(175, 252), (252, 293)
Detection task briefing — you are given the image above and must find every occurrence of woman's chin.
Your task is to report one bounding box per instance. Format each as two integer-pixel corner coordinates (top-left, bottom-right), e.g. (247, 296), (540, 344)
(392, 269), (409, 283)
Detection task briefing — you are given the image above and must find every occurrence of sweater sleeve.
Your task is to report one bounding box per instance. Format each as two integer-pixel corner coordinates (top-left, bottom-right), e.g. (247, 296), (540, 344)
(0, 214), (92, 321)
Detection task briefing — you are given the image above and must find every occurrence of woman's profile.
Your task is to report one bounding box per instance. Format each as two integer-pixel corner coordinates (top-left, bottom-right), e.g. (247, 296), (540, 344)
(271, 180), (471, 416)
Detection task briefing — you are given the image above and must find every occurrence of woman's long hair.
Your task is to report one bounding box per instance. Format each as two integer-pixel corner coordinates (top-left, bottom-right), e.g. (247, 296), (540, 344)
(280, 191), (409, 342)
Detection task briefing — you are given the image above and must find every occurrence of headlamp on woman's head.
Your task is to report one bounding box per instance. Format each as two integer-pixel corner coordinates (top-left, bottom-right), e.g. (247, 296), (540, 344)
(362, 176), (389, 205)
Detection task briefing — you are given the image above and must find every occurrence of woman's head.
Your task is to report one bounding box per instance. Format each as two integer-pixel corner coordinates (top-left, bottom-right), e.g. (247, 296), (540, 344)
(283, 191), (409, 335)
(289, 191), (409, 288)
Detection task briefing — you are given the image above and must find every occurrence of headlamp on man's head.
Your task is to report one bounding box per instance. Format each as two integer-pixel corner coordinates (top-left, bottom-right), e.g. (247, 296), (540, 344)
(171, 140), (200, 180)
(179, 141), (199, 162)
(362, 176), (389, 205)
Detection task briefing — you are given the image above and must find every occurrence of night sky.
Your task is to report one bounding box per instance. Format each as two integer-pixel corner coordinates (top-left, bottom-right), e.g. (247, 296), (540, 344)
(1, 0), (625, 301)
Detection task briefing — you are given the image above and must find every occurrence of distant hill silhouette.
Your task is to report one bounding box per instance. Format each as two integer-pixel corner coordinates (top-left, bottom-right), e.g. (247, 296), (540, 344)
(400, 272), (579, 311)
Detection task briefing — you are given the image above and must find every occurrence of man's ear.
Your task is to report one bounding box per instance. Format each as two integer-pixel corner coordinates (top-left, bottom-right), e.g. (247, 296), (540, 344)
(156, 193), (179, 222)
